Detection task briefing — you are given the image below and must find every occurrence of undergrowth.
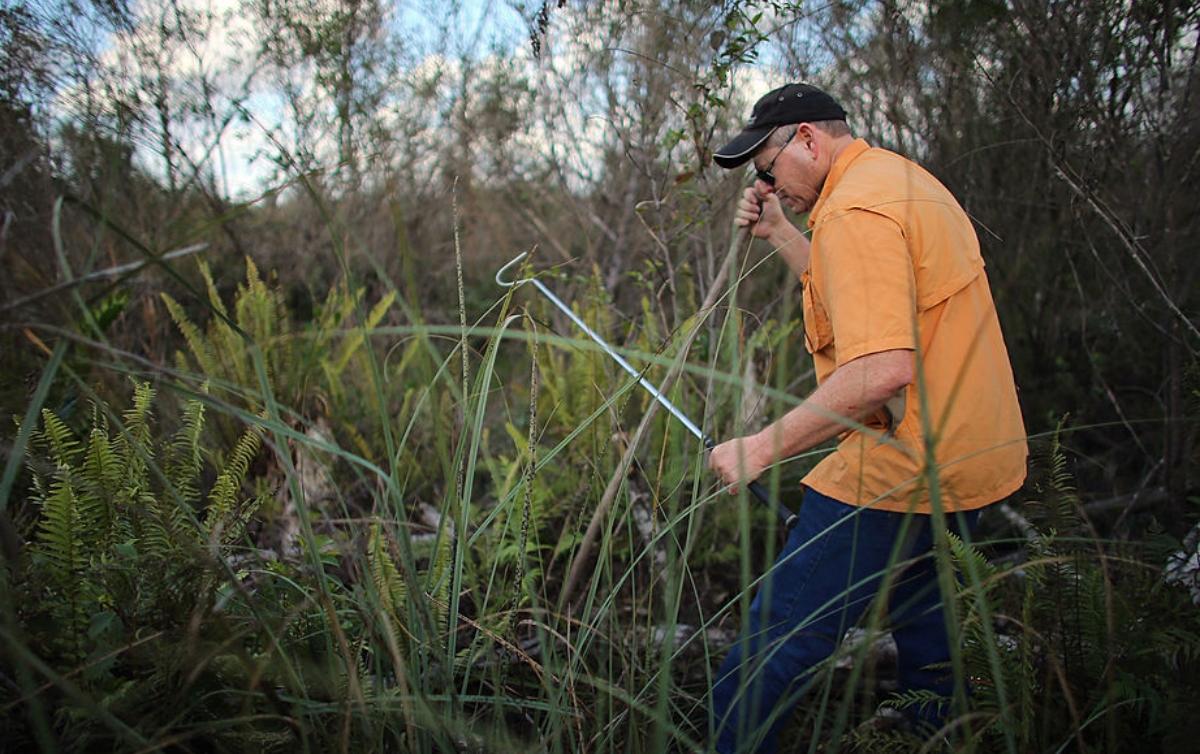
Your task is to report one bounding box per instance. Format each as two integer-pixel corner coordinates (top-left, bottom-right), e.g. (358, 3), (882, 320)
(2, 255), (1197, 753)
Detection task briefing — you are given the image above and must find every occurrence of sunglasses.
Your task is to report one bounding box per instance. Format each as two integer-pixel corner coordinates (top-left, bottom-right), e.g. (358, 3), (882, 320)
(755, 127), (797, 186)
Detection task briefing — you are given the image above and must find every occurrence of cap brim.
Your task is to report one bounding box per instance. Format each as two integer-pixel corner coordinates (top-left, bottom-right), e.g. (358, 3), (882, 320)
(713, 126), (774, 169)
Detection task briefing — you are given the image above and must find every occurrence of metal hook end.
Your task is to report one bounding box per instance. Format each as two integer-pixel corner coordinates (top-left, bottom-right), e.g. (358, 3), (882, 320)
(495, 250), (531, 288)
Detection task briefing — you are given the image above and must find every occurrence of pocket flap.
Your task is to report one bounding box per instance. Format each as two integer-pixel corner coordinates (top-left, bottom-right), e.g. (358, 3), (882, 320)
(802, 283), (833, 354)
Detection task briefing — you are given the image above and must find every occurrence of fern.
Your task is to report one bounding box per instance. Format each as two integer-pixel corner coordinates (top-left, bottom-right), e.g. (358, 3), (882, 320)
(35, 482), (93, 661)
(198, 257), (230, 320)
(164, 258), (289, 413)
(80, 426), (122, 547)
(38, 408), (80, 466)
(162, 258), (394, 473)
(427, 527), (455, 639)
(161, 292), (221, 379)
(331, 290), (396, 376)
(31, 412), (99, 662)
(1027, 416), (1083, 535)
(81, 427), (121, 505)
(113, 380), (155, 487)
(205, 418), (265, 543)
(233, 256), (287, 390)
(164, 394), (206, 509)
(877, 687), (951, 736)
(368, 521), (410, 651)
(142, 394), (203, 559)
(944, 422), (1200, 751)
(947, 530), (998, 593)
(948, 528), (1036, 747)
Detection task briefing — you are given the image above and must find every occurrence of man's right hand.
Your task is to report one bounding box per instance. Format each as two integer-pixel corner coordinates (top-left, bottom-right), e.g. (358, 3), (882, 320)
(735, 185), (791, 241)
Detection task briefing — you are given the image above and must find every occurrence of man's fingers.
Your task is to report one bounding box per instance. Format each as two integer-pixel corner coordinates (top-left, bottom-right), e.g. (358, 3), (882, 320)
(735, 200), (761, 221)
(736, 186), (777, 238)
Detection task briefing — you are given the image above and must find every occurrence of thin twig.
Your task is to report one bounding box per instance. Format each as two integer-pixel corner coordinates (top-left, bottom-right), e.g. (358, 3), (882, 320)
(975, 57), (1200, 348)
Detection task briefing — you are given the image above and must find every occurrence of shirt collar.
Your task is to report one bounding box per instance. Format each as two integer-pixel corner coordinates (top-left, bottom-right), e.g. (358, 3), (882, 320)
(807, 138), (870, 228)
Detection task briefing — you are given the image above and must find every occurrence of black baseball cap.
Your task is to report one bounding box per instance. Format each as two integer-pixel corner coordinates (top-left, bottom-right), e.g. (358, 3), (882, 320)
(713, 83), (848, 169)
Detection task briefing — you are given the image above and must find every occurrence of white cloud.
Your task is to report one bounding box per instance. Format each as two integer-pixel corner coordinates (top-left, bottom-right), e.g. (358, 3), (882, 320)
(47, 0), (812, 198)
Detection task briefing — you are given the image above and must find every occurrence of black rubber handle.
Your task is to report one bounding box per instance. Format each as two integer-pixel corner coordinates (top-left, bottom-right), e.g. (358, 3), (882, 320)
(748, 480), (798, 529)
(704, 435), (798, 529)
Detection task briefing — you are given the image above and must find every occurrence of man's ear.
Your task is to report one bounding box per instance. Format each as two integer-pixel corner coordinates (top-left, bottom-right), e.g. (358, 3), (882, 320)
(796, 123), (818, 157)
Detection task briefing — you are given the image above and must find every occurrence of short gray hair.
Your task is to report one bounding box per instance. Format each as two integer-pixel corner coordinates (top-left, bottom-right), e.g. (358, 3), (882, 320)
(765, 125), (799, 148)
(767, 120), (851, 145)
(811, 119), (851, 137)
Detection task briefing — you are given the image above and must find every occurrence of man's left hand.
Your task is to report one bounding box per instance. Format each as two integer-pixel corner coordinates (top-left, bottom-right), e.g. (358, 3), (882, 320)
(708, 435), (767, 495)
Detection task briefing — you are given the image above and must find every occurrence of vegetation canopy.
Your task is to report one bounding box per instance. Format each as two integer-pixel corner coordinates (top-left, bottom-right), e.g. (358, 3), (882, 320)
(1, 0), (1198, 751)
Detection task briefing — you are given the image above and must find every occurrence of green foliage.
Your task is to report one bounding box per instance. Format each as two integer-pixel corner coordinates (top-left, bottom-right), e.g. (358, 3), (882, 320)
(7, 0), (1197, 750)
(204, 416), (265, 545)
(161, 257), (396, 449)
(838, 429), (1200, 752)
(10, 381), (286, 746)
(367, 520), (408, 642)
(942, 436), (1200, 752)
(6, 269), (1195, 753)
(31, 410), (98, 662)
(161, 257), (288, 409)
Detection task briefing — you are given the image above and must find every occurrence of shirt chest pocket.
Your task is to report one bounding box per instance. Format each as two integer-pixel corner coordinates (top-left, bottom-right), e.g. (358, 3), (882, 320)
(802, 284), (834, 355)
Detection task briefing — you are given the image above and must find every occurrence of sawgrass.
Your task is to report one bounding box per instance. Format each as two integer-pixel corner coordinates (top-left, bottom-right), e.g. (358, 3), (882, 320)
(2, 212), (1198, 754)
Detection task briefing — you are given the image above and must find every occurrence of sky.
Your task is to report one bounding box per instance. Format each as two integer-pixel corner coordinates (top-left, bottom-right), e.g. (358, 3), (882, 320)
(50, 0), (781, 199)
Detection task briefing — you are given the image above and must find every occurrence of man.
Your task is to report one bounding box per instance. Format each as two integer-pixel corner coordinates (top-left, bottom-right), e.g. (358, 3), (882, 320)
(706, 83), (1028, 751)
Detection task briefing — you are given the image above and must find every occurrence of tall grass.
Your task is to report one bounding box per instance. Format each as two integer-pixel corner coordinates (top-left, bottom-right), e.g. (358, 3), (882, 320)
(2, 205), (1198, 754)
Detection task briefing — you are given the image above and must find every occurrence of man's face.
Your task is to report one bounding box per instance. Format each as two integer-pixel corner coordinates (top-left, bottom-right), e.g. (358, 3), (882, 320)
(752, 125), (827, 214)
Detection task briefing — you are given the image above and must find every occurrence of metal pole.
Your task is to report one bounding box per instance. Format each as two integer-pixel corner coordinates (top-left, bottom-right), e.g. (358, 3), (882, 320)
(497, 251), (797, 529)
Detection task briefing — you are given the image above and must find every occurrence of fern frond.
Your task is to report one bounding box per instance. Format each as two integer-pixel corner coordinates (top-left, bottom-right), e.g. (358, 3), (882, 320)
(82, 427), (121, 495)
(1027, 417), (1083, 536)
(205, 419), (264, 540)
(317, 282), (358, 344)
(38, 409), (80, 467)
(80, 427), (122, 542)
(124, 381), (155, 441)
(36, 472), (86, 583)
(109, 381), (155, 502)
(165, 396), (206, 508)
(881, 687), (948, 713)
(1047, 423), (1081, 529)
(331, 290), (395, 375)
(198, 259), (229, 320)
(368, 521), (409, 642)
(140, 489), (184, 559)
(426, 527), (455, 638)
(228, 491), (270, 544)
(161, 293), (221, 378)
(948, 531), (998, 590)
(143, 408), (203, 557)
(235, 256), (288, 392)
(33, 468), (97, 661)
(38, 410), (103, 550)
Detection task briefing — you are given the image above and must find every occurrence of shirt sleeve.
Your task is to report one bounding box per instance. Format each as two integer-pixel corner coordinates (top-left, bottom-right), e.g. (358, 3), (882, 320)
(814, 208), (917, 367)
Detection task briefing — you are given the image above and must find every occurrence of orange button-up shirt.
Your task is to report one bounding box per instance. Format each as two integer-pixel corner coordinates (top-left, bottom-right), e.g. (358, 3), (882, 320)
(800, 139), (1027, 513)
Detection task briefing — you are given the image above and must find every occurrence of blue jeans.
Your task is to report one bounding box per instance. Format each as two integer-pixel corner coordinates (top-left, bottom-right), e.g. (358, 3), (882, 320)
(709, 487), (980, 753)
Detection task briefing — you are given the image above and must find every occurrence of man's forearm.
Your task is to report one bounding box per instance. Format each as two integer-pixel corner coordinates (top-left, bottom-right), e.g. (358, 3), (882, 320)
(770, 224), (811, 281)
(745, 350), (912, 470)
